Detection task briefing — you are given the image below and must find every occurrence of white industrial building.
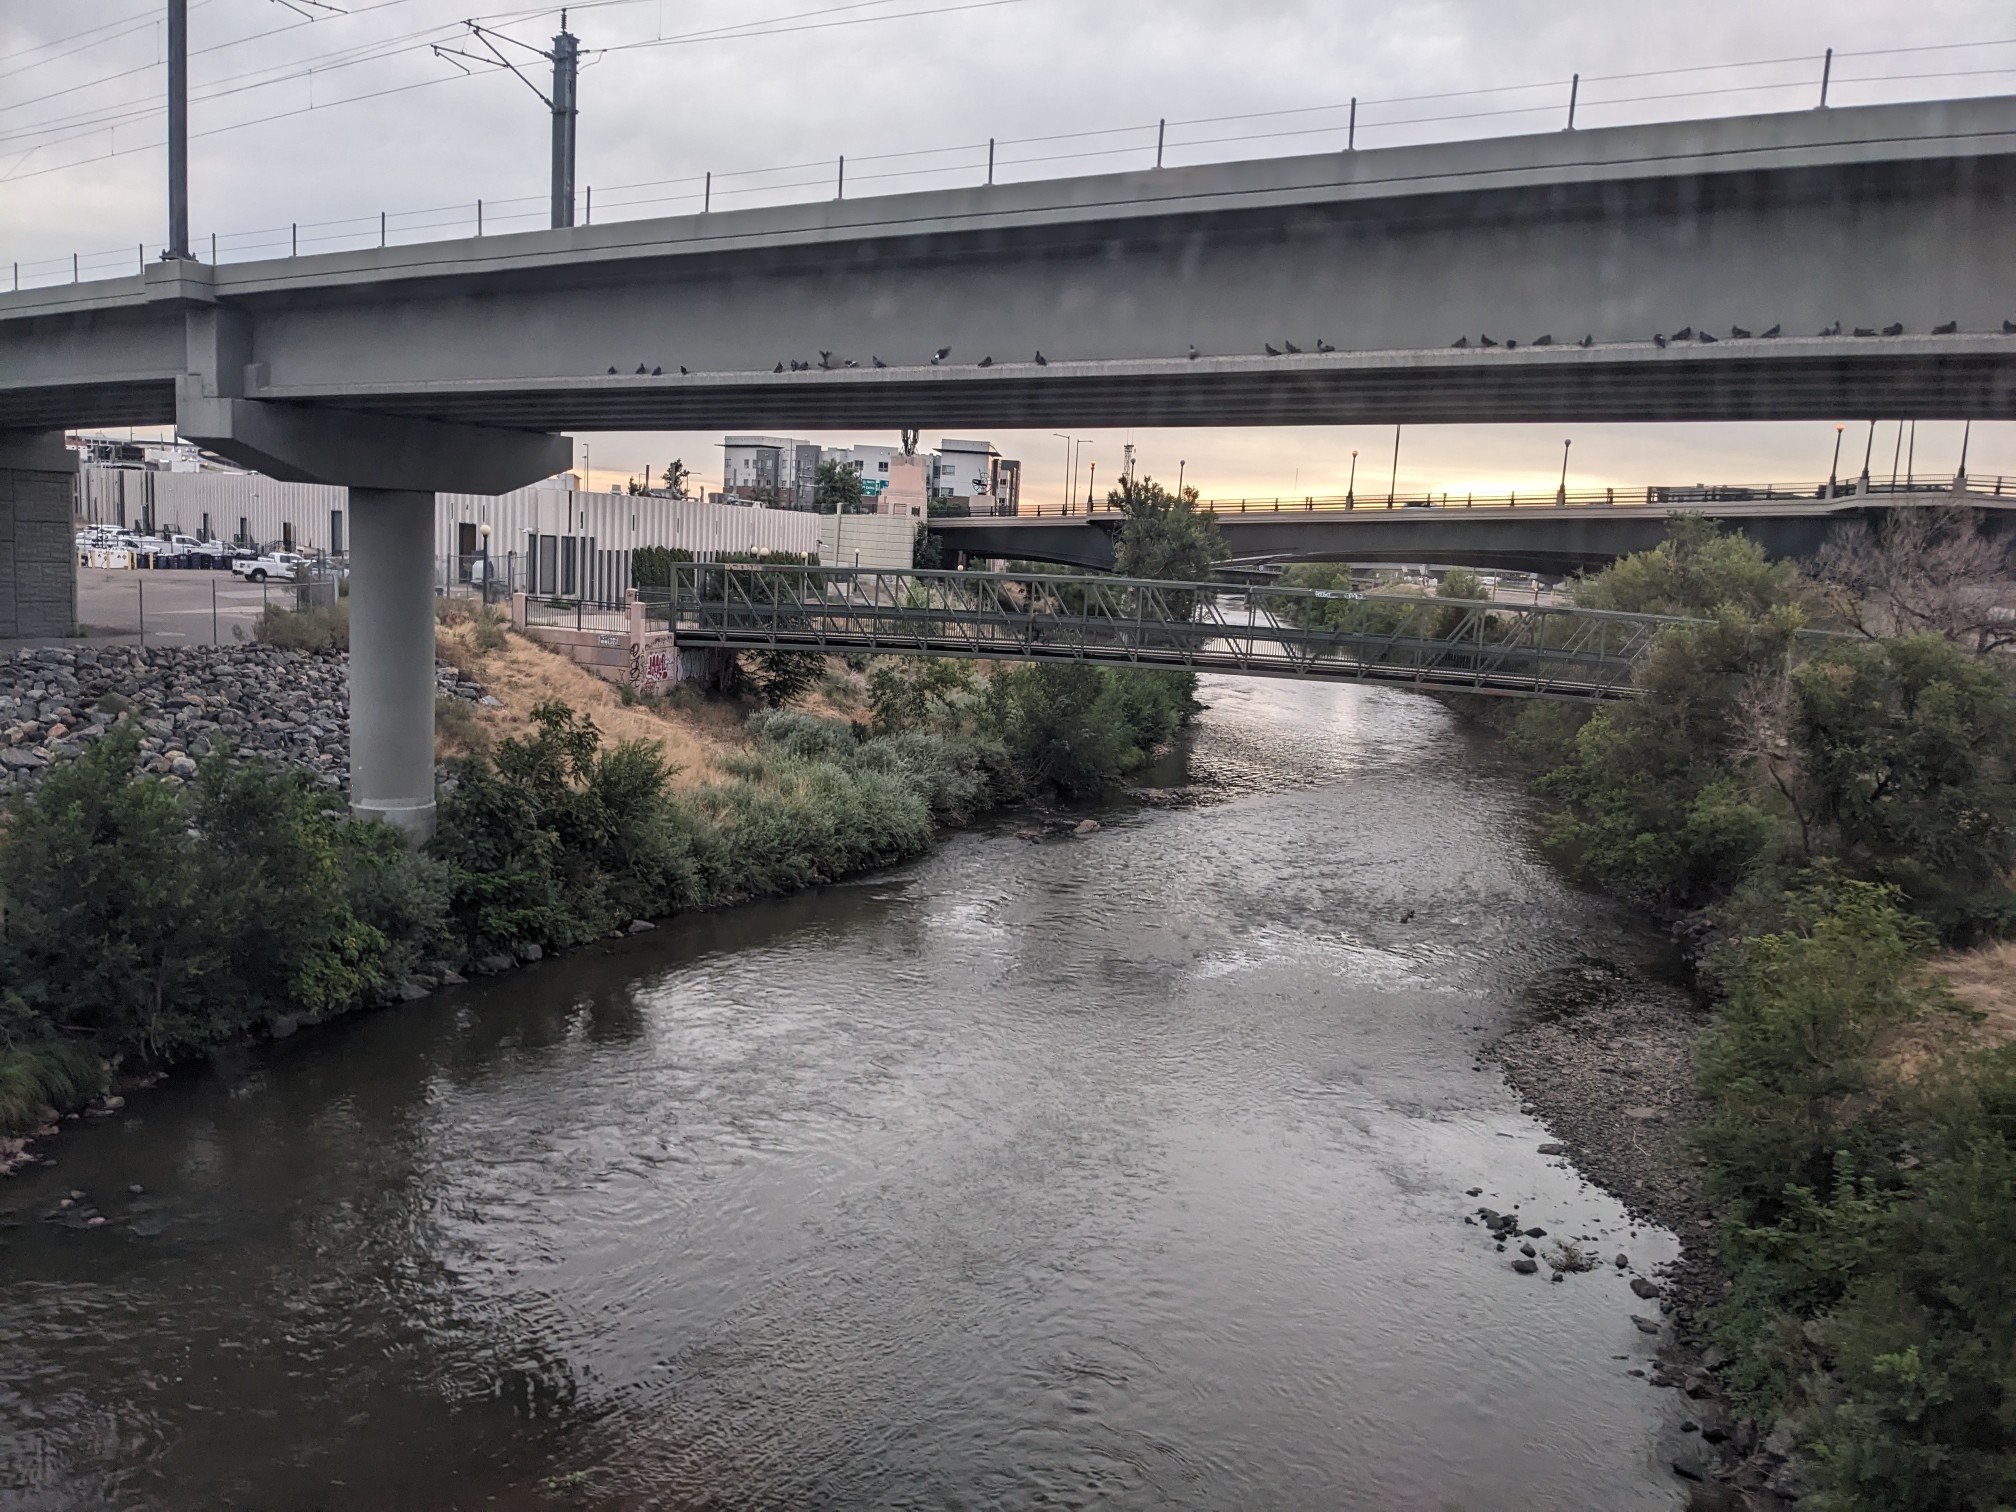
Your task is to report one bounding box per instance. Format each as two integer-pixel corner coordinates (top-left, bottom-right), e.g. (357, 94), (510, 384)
(71, 469), (893, 594)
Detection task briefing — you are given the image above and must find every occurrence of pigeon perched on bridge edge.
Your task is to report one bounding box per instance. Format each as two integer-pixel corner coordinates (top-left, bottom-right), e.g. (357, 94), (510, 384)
(679, 366), (689, 375)
(978, 355), (994, 367)
(1759, 324), (1781, 338)
(1698, 331), (1718, 343)
(607, 366), (618, 374)
(1452, 336), (1470, 348)
(651, 366), (662, 376)
(1265, 343), (1282, 356)
(1283, 341), (1302, 354)
(1730, 325), (1751, 339)
(1821, 320), (1843, 336)
(1672, 325), (1694, 342)
(1533, 334), (1554, 346)
(1187, 344), (1200, 360)
(774, 362), (785, 373)
(932, 346), (952, 364)
(1504, 339), (1519, 350)
(1034, 351), (1048, 365)
(635, 363), (648, 374)
(1577, 334), (1594, 348)
(1933, 320), (1958, 335)
(2004, 318), (2016, 334)
(1882, 322), (1904, 337)
(1315, 338), (1335, 353)
(1653, 334), (1668, 348)
(1479, 334), (1499, 348)
(1854, 327), (1877, 338)
(872, 355), (887, 368)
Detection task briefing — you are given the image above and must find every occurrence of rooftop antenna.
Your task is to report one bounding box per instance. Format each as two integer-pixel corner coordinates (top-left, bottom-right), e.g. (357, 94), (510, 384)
(432, 13), (581, 228)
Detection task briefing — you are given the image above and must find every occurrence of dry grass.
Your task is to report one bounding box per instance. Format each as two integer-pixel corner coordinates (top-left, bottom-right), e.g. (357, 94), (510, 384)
(1935, 941), (2016, 1045)
(433, 621), (747, 789)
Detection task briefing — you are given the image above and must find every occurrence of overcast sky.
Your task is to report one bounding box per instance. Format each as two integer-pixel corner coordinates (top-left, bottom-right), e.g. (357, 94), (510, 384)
(4, 0), (2013, 500)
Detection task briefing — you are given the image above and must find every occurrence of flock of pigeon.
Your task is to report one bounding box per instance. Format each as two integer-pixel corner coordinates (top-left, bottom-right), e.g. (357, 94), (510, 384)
(1444, 317), (2016, 352)
(598, 317), (2016, 377)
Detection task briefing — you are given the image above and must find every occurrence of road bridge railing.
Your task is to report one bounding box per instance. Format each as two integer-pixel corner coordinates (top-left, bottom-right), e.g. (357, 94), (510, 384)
(642, 564), (1704, 698)
(937, 476), (2011, 521)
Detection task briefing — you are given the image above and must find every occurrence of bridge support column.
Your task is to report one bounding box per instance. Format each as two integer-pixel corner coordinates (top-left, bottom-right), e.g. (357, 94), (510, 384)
(0, 431), (77, 641)
(348, 488), (437, 839)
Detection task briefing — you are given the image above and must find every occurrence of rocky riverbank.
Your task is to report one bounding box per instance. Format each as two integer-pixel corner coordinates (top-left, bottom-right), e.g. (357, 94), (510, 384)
(0, 643), (493, 793)
(1495, 958), (1805, 1508)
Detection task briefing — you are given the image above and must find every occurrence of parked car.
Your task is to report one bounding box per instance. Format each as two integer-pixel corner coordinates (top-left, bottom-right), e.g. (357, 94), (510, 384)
(232, 550), (308, 582)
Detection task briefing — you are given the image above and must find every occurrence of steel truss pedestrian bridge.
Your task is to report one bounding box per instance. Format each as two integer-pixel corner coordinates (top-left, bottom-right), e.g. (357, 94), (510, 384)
(644, 565), (1692, 700)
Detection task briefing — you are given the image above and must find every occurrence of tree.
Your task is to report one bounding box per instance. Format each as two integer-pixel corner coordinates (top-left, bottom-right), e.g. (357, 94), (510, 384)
(742, 650), (826, 709)
(1572, 513), (1808, 617)
(662, 459), (691, 499)
(815, 458), (868, 515)
(1110, 475), (1227, 583)
(1789, 635), (2016, 939)
(1814, 505), (2016, 655)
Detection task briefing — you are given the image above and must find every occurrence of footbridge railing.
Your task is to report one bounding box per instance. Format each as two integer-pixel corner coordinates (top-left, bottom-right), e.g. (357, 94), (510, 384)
(641, 565), (1698, 699)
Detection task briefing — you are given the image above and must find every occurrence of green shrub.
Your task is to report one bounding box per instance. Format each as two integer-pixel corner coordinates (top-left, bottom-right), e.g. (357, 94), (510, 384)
(0, 1042), (104, 1134)
(741, 649), (825, 708)
(254, 599), (349, 652)
(1791, 636), (2016, 941)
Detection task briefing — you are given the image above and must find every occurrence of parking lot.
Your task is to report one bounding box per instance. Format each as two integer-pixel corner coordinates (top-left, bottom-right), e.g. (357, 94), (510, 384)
(75, 567), (300, 646)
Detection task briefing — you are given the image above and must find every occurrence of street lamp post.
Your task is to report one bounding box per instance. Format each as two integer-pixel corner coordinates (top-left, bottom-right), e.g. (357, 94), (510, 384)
(1346, 449), (1358, 509)
(1177, 459), (1187, 498)
(1387, 424), (1402, 508)
(1053, 433), (1072, 515)
(476, 521), (492, 603)
(1860, 419), (1877, 493)
(1087, 460), (1098, 511)
(1558, 438), (1572, 504)
(1828, 422), (1846, 498)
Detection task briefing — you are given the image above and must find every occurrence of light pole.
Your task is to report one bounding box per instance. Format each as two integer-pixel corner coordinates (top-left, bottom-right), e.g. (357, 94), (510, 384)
(476, 521), (492, 602)
(1958, 419), (1972, 489)
(1177, 459), (1187, 498)
(1860, 419), (1876, 492)
(1828, 422), (1846, 498)
(1087, 459), (1098, 511)
(1387, 424), (1402, 508)
(1053, 433), (1073, 515)
(1557, 438), (1572, 504)
(1346, 448), (1358, 509)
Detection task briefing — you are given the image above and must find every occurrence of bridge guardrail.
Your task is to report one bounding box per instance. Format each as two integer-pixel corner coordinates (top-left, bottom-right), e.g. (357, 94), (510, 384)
(933, 477), (2009, 521)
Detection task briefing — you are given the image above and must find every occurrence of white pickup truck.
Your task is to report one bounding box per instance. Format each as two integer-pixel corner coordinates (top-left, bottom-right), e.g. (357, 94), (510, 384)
(231, 551), (308, 583)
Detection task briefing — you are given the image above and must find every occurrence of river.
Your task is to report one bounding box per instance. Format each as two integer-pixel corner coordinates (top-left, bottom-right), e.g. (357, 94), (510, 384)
(1, 676), (1692, 1511)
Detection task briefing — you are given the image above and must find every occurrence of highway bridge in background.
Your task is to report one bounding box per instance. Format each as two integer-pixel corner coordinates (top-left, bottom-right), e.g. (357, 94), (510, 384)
(930, 483), (2016, 574)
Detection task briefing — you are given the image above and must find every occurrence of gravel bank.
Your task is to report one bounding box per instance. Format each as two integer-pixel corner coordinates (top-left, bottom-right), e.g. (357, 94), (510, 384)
(0, 643), (491, 794)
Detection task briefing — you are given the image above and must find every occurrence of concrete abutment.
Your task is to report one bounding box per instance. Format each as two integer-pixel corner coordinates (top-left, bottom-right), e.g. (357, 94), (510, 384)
(347, 488), (438, 839)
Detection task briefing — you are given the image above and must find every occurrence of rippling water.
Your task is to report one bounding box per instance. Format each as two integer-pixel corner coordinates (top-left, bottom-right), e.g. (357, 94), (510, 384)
(0, 677), (1688, 1510)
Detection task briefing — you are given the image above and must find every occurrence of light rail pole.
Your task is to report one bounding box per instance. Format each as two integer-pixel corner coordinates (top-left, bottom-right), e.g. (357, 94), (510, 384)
(167, 0), (189, 258)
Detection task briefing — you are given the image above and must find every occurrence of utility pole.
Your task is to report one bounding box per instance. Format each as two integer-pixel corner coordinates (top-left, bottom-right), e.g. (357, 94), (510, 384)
(551, 16), (579, 228)
(433, 15), (580, 232)
(167, 0), (189, 258)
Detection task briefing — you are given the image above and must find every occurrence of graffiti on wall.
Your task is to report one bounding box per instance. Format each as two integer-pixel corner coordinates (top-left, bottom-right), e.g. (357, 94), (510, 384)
(629, 633), (677, 686)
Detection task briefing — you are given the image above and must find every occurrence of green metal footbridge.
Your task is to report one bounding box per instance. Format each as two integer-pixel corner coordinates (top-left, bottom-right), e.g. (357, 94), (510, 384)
(639, 565), (1696, 700)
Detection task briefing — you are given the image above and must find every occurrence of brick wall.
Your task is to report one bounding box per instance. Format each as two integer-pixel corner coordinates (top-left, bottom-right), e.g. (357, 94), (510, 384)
(0, 462), (77, 640)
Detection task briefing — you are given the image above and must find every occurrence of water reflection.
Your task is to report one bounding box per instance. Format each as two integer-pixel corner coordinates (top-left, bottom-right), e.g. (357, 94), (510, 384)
(0, 678), (1686, 1511)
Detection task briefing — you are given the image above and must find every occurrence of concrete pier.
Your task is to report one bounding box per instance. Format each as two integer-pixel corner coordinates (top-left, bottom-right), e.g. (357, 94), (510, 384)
(0, 431), (77, 640)
(347, 487), (437, 838)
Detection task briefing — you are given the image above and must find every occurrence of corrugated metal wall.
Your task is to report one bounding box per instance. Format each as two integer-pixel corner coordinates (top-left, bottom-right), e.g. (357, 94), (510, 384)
(77, 470), (825, 566)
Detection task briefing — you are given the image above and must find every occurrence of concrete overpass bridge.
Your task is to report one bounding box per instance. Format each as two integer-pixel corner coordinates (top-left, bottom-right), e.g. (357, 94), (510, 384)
(932, 484), (2016, 575)
(2, 94), (2013, 833)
